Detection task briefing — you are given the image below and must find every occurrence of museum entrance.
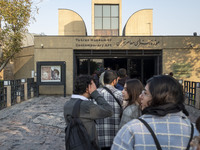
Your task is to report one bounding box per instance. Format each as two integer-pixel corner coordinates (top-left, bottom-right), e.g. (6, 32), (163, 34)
(74, 50), (162, 84)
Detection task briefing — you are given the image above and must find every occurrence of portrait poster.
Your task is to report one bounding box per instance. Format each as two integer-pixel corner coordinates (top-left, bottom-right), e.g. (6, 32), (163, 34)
(41, 66), (61, 82)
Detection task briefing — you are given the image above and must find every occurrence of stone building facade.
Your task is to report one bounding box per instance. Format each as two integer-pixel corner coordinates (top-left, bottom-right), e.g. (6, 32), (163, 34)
(10, 0), (200, 95)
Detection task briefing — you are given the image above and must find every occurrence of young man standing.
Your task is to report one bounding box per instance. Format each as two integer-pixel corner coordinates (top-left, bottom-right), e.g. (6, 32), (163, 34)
(63, 75), (113, 148)
(115, 68), (130, 91)
(96, 70), (123, 150)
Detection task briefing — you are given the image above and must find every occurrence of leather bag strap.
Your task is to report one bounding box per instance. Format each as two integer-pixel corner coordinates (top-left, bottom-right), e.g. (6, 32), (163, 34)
(138, 118), (162, 150)
(186, 123), (194, 150)
(103, 86), (122, 109)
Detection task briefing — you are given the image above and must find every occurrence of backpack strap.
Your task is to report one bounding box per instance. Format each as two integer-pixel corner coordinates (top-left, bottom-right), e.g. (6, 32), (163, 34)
(138, 118), (162, 150)
(139, 118), (194, 150)
(103, 86), (122, 109)
(186, 123), (194, 150)
(72, 99), (82, 118)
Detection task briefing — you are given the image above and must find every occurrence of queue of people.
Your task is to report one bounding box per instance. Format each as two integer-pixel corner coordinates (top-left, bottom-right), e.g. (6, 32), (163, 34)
(64, 69), (200, 150)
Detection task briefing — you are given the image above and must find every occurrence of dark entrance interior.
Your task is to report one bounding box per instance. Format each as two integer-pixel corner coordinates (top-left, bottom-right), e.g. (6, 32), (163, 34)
(74, 50), (162, 84)
(104, 58), (127, 70)
(103, 58), (155, 83)
(76, 57), (158, 84)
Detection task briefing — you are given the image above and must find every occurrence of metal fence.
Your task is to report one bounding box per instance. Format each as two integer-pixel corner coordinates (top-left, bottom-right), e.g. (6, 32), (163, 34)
(10, 80), (19, 105)
(0, 81), (7, 110)
(27, 78), (34, 99)
(0, 78), (37, 110)
(183, 81), (199, 108)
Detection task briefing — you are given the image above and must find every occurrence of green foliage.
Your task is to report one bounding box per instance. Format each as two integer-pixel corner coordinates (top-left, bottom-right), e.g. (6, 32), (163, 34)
(0, 0), (38, 72)
(172, 63), (192, 78)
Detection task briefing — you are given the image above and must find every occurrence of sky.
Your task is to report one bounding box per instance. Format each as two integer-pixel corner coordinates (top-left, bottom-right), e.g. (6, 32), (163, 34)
(28, 0), (200, 36)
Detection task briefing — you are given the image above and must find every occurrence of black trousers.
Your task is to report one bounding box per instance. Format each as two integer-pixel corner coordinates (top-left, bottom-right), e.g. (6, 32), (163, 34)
(101, 147), (111, 150)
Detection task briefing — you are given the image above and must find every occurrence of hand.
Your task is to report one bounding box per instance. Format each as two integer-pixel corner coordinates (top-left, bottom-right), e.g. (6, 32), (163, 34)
(88, 80), (97, 94)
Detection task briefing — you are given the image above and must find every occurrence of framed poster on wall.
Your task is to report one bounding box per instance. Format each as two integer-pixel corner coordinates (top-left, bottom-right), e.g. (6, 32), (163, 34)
(36, 61), (66, 97)
(37, 61), (66, 85)
(41, 65), (61, 82)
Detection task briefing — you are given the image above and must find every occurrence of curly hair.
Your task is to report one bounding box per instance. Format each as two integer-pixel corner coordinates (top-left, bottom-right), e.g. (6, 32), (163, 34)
(73, 75), (93, 95)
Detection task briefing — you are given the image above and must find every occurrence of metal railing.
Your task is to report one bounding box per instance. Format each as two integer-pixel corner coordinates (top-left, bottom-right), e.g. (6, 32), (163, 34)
(0, 81), (7, 110)
(0, 78), (37, 110)
(10, 80), (20, 105)
(183, 80), (199, 108)
(20, 84), (25, 101)
(27, 78), (34, 99)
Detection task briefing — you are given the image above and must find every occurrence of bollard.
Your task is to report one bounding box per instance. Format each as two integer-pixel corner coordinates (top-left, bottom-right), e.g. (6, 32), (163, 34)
(17, 95), (21, 103)
(24, 82), (28, 100)
(31, 91), (34, 98)
(16, 91), (21, 103)
(195, 87), (200, 109)
(31, 87), (34, 98)
(5, 86), (11, 107)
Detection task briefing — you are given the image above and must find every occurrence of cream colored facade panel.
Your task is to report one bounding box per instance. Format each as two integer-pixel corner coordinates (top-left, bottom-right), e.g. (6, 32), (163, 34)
(163, 48), (200, 81)
(34, 47), (74, 95)
(58, 9), (87, 36)
(14, 46), (34, 79)
(124, 9), (153, 36)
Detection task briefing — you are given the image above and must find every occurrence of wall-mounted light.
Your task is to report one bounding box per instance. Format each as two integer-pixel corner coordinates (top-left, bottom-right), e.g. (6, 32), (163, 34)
(178, 79), (183, 85)
(21, 78), (26, 83)
(31, 70), (34, 78)
(41, 44), (44, 48)
(4, 80), (10, 86)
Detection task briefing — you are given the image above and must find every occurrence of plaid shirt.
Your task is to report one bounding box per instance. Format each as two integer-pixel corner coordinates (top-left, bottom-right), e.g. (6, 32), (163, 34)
(112, 112), (199, 150)
(96, 84), (123, 148)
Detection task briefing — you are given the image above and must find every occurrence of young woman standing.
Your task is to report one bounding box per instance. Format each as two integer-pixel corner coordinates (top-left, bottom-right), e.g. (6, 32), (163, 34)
(112, 75), (198, 150)
(119, 79), (143, 128)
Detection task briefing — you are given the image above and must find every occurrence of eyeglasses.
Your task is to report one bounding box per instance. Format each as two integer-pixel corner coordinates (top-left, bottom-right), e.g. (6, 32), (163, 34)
(141, 90), (151, 97)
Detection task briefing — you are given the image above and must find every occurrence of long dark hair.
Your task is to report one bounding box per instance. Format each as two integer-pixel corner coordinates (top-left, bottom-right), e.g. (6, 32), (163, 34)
(125, 79), (143, 107)
(146, 75), (184, 107)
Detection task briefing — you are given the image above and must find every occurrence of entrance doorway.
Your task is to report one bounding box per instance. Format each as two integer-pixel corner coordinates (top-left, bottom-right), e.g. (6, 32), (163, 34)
(128, 58), (155, 84)
(74, 50), (162, 84)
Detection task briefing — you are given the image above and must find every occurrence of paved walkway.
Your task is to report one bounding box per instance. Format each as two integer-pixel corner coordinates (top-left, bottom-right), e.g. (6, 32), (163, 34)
(0, 96), (68, 150)
(0, 96), (200, 150)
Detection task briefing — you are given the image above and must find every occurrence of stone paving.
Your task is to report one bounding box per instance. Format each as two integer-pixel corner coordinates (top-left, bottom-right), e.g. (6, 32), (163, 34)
(0, 95), (200, 150)
(0, 95), (68, 150)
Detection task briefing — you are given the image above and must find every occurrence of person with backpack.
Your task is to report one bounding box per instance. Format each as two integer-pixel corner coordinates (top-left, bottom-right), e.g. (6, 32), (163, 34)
(112, 75), (199, 150)
(96, 70), (123, 150)
(64, 75), (113, 150)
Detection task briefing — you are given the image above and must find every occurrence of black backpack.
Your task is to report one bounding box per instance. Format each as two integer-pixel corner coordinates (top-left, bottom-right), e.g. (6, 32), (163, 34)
(65, 99), (99, 150)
